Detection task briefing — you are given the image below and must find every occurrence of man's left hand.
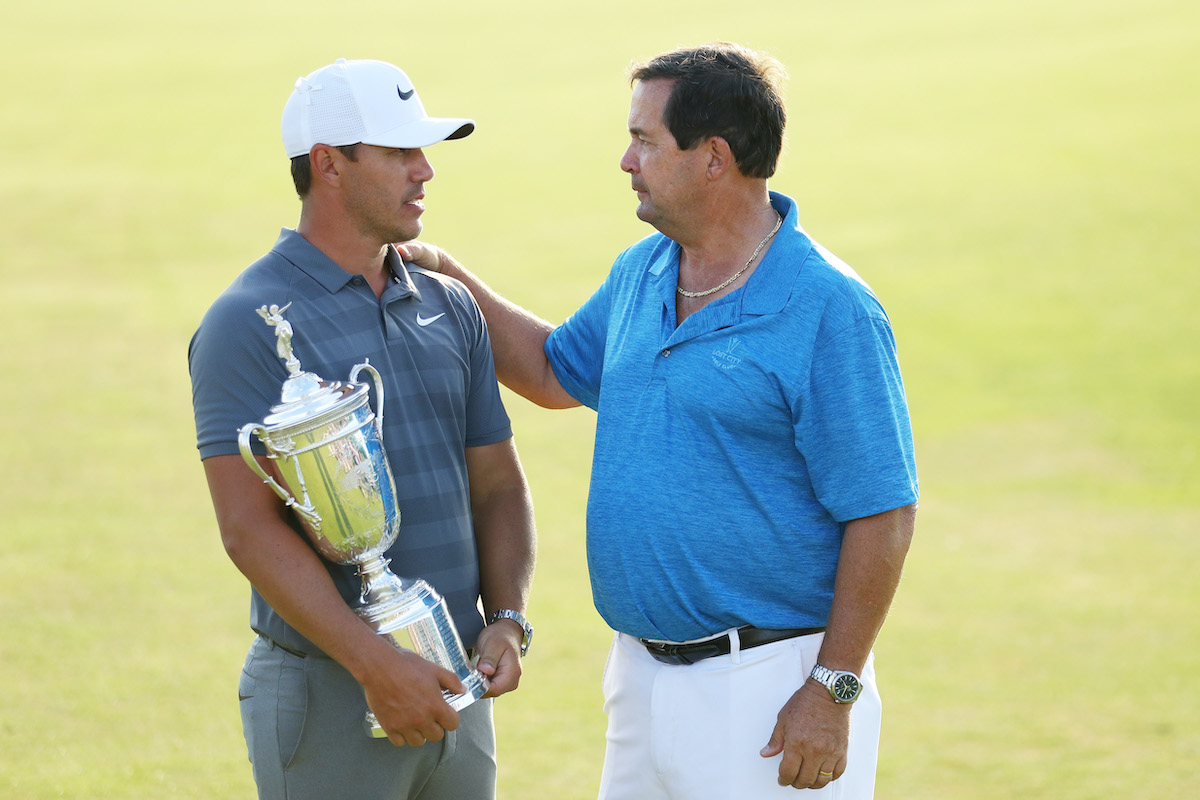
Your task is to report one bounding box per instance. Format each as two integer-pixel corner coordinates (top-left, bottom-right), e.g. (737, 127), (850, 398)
(474, 618), (525, 698)
(760, 681), (850, 789)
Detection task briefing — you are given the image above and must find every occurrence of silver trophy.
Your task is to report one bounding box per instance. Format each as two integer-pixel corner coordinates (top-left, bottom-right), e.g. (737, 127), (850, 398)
(237, 303), (488, 738)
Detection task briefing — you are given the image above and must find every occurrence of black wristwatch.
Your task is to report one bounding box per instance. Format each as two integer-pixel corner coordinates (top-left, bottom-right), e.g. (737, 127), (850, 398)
(488, 609), (534, 656)
(809, 664), (862, 704)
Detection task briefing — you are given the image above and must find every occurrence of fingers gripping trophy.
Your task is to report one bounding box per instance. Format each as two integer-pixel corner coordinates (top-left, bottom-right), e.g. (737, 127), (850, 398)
(237, 304), (489, 737)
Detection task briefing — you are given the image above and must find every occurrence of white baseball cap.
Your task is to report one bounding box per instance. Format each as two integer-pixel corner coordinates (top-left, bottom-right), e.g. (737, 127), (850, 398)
(281, 58), (474, 158)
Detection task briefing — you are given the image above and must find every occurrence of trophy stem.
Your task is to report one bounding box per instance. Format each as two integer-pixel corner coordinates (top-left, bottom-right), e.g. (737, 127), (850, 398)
(356, 554), (408, 607)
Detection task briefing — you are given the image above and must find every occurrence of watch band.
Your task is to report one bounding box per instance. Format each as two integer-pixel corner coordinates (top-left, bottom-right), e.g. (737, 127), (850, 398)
(488, 609), (534, 656)
(809, 663), (862, 704)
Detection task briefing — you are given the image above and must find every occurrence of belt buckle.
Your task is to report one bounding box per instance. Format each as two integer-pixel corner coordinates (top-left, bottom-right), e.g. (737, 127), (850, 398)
(676, 642), (719, 665)
(641, 637), (724, 666)
(640, 639), (682, 665)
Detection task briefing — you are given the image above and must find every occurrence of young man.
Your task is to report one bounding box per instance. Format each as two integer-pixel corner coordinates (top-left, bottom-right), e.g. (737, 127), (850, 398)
(189, 59), (536, 800)
(405, 44), (918, 798)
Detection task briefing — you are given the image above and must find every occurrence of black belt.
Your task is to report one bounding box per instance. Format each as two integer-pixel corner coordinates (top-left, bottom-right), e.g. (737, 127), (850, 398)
(261, 634), (468, 661)
(640, 625), (825, 666)
(260, 635), (309, 659)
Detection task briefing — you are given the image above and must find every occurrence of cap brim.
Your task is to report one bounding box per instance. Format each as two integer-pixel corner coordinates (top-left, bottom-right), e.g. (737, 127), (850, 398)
(361, 117), (475, 149)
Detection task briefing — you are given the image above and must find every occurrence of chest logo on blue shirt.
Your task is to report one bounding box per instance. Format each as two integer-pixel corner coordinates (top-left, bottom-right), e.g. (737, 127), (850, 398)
(711, 336), (744, 370)
(417, 312), (446, 327)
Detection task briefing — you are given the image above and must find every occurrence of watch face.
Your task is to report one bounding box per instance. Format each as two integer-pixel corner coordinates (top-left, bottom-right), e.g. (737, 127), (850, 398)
(832, 673), (861, 702)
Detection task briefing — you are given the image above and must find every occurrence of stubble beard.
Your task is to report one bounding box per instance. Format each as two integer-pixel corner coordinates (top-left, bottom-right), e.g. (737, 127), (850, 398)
(347, 188), (421, 246)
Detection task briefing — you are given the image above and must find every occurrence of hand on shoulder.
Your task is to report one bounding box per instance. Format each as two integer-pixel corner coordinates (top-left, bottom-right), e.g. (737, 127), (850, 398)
(394, 240), (443, 272)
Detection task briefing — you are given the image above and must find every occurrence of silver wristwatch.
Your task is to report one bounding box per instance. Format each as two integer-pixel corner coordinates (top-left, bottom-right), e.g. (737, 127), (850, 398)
(809, 664), (862, 704)
(488, 609), (534, 656)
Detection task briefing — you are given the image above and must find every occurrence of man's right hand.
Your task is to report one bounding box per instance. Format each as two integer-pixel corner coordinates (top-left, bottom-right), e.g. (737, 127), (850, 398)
(360, 644), (465, 747)
(388, 243), (579, 410)
(394, 240), (442, 272)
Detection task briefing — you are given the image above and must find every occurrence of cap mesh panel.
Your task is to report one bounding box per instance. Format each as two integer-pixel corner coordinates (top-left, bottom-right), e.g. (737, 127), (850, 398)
(308, 71), (366, 146)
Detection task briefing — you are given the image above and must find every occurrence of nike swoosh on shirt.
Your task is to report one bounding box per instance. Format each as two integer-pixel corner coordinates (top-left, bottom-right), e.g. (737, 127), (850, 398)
(416, 313), (445, 327)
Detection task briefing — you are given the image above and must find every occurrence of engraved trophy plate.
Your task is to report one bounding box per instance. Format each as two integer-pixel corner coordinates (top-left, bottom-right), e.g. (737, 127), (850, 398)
(238, 304), (488, 737)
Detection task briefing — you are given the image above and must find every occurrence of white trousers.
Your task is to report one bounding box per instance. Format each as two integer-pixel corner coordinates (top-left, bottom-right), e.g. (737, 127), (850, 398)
(597, 630), (882, 800)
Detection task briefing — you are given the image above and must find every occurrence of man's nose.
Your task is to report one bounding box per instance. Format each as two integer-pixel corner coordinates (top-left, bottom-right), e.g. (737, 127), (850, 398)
(619, 143), (638, 174)
(413, 149), (435, 182)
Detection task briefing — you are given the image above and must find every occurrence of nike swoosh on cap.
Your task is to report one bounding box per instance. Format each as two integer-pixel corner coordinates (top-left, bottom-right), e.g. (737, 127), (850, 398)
(416, 312), (445, 327)
(397, 85), (415, 101)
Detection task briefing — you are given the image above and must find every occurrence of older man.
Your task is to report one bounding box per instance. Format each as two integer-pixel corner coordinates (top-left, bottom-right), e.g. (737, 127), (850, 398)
(406, 43), (917, 798)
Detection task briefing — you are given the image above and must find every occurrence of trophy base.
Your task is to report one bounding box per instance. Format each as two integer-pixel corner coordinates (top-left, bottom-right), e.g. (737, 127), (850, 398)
(364, 671), (490, 739)
(357, 577), (490, 739)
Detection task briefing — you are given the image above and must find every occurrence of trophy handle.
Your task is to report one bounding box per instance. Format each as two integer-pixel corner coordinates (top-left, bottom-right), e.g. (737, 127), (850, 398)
(349, 360), (385, 441)
(237, 423), (322, 529)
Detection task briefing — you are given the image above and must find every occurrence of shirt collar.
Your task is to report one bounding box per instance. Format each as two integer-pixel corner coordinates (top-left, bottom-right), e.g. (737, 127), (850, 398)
(740, 191), (812, 316)
(270, 229), (421, 302)
(646, 191), (813, 318)
(382, 244), (421, 303)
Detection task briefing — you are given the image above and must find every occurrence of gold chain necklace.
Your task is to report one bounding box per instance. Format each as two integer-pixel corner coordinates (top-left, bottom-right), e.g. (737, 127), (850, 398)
(677, 212), (783, 298)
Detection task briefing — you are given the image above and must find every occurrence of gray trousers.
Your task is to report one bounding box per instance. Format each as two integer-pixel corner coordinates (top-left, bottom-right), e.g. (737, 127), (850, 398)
(239, 635), (496, 800)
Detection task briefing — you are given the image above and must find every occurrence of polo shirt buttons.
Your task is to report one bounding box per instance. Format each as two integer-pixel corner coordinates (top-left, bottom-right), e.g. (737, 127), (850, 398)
(662, 349), (671, 357)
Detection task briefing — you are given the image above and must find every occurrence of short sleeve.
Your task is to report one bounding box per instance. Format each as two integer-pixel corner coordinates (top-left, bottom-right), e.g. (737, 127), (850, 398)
(798, 315), (919, 521)
(189, 296), (292, 460)
(545, 277), (614, 411)
(460, 289), (513, 447)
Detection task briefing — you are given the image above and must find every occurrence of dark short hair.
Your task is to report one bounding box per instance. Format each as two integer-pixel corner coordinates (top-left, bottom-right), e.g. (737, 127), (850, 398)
(289, 143), (361, 198)
(630, 43), (786, 179)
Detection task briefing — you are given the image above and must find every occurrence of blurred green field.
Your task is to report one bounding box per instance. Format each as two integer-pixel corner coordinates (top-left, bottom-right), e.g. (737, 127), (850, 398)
(2, 1), (1197, 798)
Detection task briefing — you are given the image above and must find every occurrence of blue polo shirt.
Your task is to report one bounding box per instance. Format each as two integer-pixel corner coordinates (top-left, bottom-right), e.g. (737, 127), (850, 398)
(189, 229), (512, 653)
(545, 192), (918, 642)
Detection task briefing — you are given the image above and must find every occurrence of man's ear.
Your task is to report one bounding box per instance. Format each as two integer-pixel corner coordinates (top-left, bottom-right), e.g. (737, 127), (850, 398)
(309, 144), (343, 189)
(705, 136), (733, 180)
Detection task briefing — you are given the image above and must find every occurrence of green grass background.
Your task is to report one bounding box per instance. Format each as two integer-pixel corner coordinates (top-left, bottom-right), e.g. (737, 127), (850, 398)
(2, 0), (1197, 797)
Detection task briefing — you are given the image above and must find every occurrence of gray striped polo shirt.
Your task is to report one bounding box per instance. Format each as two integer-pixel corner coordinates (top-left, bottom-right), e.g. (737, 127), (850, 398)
(189, 228), (512, 653)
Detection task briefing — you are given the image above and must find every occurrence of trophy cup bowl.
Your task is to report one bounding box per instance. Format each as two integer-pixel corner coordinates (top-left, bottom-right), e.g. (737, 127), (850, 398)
(237, 304), (488, 738)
